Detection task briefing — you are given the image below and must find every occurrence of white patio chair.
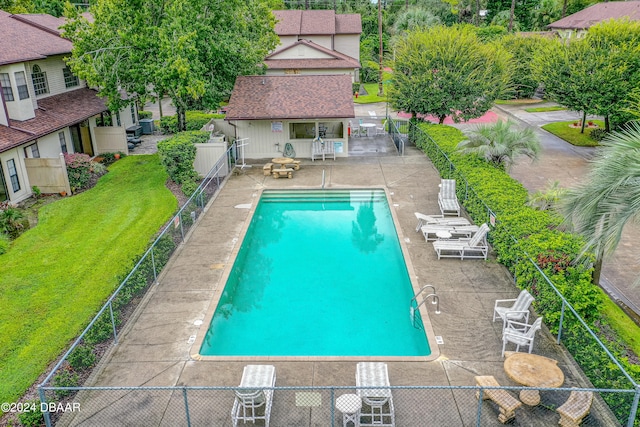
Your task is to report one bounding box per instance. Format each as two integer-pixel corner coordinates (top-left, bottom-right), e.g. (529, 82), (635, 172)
(311, 137), (324, 161)
(438, 179), (461, 216)
(231, 365), (276, 427)
(502, 317), (543, 357)
(414, 212), (470, 232)
(376, 120), (386, 135)
(356, 362), (395, 427)
(421, 223), (480, 241)
(432, 223), (489, 260)
(493, 289), (534, 329)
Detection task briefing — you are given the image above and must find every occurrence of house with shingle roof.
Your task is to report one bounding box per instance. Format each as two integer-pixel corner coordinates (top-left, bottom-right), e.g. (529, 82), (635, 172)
(547, 1), (640, 40)
(0, 10), (131, 203)
(225, 75), (354, 159)
(267, 10), (361, 82)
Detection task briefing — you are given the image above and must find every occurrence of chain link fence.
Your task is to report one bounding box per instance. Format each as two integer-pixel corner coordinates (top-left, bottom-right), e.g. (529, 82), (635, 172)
(387, 118), (409, 155)
(37, 384), (633, 426)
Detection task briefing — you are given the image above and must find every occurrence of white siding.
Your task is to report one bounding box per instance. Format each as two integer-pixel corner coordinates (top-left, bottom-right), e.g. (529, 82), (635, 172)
(277, 35), (298, 49)
(229, 119), (348, 159)
(0, 147), (30, 202)
(0, 63), (36, 121)
(306, 35), (332, 50)
(33, 131), (65, 158)
(334, 34), (360, 61)
(270, 44), (335, 60)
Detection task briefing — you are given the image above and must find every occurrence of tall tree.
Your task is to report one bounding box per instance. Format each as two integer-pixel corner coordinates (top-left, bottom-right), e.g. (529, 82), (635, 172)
(533, 20), (640, 132)
(561, 122), (640, 283)
(62, 0), (279, 131)
(389, 25), (511, 124)
(498, 34), (553, 99)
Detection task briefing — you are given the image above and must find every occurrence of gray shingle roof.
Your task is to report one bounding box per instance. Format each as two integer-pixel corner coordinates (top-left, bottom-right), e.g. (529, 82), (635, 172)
(225, 75), (354, 120)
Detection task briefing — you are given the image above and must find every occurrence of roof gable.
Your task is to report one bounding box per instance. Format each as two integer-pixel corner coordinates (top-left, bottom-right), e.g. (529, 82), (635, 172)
(225, 75), (354, 120)
(264, 40), (360, 70)
(548, 1), (640, 29)
(0, 10), (72, 65)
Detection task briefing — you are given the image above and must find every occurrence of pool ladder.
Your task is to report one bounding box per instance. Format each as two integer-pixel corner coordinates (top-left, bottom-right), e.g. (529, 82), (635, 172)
(410, 285), (440, 328)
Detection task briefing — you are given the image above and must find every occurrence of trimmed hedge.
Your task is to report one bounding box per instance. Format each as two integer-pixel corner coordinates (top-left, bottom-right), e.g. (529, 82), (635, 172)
(414, 122), (639, 424)
(159, 111), (225, 134)
(157, 131), (207, 184)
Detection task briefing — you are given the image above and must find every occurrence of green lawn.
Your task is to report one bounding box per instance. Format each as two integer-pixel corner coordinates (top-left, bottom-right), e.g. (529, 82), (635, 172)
(495, 99), (544, 105)
(542, 120), (605, 147)
(601, 297), (640, 358)
(354, 83), (388, 104)
(0, 155), (177, 404)
(524, 106), (568, 113)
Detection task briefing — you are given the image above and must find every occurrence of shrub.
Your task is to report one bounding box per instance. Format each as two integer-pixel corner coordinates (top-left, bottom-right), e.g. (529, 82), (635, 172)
(68, 344), (96, 370)
(138, 110), (153, 119)
(52, 368), (79, 398)
(17, 400), (44, 427)
(157, 131), (203, 184)
(158, 111), (224, 134)
(98, 152), (126, 166)
(590, 128), (608, 142)
(0, 233), (10, 254)
(64, 153), (105, 192)
(83, 310), (120, 345)
(0, 206), (27, 239)
(32, 185), (41, 199)
(181, 179), (199, 197)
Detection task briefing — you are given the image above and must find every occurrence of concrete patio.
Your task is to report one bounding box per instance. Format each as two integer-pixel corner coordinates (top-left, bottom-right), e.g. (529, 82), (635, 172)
(56, 136), (620, 426)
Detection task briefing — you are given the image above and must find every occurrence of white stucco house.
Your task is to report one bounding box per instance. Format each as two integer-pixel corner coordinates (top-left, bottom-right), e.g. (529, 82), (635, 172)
(0, 10), (132, 203)
(266, 10), (362, 82)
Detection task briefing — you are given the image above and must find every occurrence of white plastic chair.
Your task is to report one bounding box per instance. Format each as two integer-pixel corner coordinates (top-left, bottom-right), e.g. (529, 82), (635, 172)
(356, 362), (395, 426)
(493, 289), (534, 329)
(502, 317), (543, 357)
(432, 223), (489, 260)
(438, 179), (461, 216)
(231, 365), (276, 427)
(414, 212), (470, 232)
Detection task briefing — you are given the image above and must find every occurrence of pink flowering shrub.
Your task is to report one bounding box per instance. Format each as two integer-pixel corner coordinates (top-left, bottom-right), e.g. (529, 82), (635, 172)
(64, 153), (105, 193)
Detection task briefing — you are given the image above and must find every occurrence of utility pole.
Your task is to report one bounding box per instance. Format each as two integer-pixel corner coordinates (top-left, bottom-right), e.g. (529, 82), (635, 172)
(378, 0), (384, 96)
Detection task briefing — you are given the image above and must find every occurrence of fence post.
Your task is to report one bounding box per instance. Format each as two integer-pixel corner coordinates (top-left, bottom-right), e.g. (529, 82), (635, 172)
(182, 387), (192, 427)
(151, 246), (157, 284)
(39, 386), (52, 427)
(179, 211), (185, 242)
(475, 388), (483, 426)
(109, 301), (118, 345)
(330, 387), (335, 427)
(627, 385), (640, 427)
(557, 300), (566, 344)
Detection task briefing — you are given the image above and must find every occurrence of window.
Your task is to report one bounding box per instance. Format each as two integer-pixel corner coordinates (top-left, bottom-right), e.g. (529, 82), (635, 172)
(14, 71), (29, 100)
(0, 73), (13, 101)
(7, 159), (20, 192)
(24, 143), (40, 158)
(289, 122), (316, 139)
(58, 131), (68, 153)
(63, 67), (79, 88)
(31, 65), (49, 95)
(130, 105), (136, 123)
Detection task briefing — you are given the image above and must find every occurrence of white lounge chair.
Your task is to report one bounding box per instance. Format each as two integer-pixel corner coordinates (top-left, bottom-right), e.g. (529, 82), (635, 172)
(414, 212), (470, 232)
(502, 317), (543, 357)
(231, 365), (276, 427)
(438, 179), (461, 216)
(493, 289), (534, 329)
(432, 223), (489, 260)
(421, 224), (480, 241)
(356, 362), (395, 427)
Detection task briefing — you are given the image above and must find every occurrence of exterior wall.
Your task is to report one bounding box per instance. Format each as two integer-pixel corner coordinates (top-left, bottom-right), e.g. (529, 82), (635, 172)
(305, 35), (332, 50)
(277, 35), (298, 50)
(0, 146), (30, 202)
(0, 63), (36, 121)
(334, 34), (360, 60)
(27, 55), (86, 100)
(265, 68), (356, 82)
(119, 104), (138, 129)
(271, 44), (335, 60)
(30, 131), (65, 158)
(228, 119), (348, 159)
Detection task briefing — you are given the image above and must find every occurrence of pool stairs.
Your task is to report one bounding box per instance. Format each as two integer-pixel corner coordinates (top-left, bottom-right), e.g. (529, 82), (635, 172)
(410, 285), (440, 328)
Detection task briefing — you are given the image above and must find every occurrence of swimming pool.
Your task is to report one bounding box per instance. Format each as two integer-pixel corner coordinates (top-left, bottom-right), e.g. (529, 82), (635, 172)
(198, 189), (432, 357)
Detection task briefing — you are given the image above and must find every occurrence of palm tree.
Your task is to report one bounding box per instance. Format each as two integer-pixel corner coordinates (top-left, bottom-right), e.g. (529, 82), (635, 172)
(561, 121), (640, 283)
(457, 120), (541, 171)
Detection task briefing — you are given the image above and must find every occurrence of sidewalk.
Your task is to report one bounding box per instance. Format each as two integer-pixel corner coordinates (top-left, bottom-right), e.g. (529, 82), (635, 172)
(486, 102), (640, 319)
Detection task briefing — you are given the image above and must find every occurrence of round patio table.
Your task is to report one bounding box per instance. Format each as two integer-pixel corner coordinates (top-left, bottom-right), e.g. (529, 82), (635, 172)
(272, 157), (294, 168)
(504, 352), (564, 406)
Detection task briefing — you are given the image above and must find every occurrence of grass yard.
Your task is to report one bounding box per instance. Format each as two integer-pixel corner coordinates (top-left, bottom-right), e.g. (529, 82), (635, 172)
(0, 155), (177, 404)
(524, 106), (568, 113)
(354, 82), (388, 104)
(495, 99), (544, 105)
(542, 120), (605, 147)
(601, 297), (640, 358)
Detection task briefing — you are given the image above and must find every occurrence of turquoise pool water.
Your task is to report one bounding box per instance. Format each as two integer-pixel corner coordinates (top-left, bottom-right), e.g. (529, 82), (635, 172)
(199, 189), (431, 356)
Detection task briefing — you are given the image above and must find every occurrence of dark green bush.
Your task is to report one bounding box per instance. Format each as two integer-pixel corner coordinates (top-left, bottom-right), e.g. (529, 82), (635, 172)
(181, 179), (199, 197)
(0, 206), (27, 239)
(159, 111), (224, 134)
(157, 131), (203, 184)
(83, 310), (120, 345)
(52, 368), (79, 398)
(590, 128), (608, 142)
(68, 344), (96, 370)
(17, 400), (44, 427)
(138, 110), (153, 119)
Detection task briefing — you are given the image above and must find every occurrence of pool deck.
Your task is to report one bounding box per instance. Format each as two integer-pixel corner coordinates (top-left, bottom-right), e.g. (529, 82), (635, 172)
(76, 142), (601, 426)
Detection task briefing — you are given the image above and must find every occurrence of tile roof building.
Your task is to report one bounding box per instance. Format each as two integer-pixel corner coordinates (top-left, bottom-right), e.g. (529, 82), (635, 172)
(547, 1), (640, 39)
(0, 10), (131, 203)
